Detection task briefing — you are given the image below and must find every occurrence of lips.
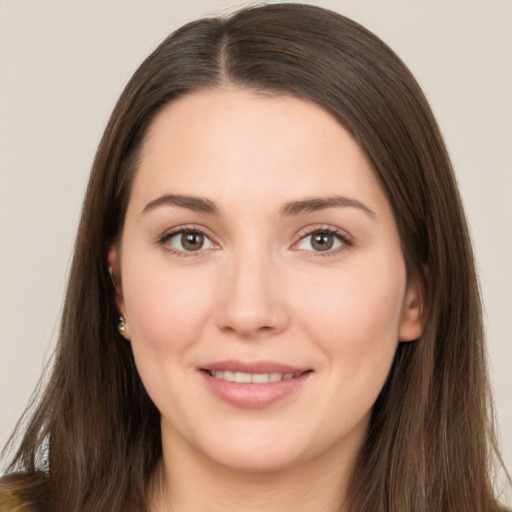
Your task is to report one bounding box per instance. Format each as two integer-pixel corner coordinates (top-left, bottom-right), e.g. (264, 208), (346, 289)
(202, 360), (309, 374)
(206, 370), (300, 384)
(199, 360), (313, 409)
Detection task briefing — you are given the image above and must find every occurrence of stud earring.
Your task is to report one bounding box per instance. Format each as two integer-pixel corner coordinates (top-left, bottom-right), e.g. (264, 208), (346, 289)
(118, 315), (127, 334)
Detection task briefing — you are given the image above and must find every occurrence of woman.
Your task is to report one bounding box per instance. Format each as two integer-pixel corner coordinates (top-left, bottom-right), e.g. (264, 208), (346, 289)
(1, 3), (509, 511)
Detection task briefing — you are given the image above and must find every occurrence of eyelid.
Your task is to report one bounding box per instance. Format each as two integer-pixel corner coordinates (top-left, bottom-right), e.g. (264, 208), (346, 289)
(157, 224), (220, 256)
(156, 223), (352, 258)
(291, 224), (353, 256)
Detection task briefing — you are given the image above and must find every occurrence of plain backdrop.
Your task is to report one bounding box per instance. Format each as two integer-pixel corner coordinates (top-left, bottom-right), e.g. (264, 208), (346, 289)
(1, 0), (511, 488)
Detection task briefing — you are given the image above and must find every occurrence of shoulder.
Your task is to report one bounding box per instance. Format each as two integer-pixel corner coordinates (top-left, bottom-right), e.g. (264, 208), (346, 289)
(0, 484), (31, 512)
(0, 472), (49, 512)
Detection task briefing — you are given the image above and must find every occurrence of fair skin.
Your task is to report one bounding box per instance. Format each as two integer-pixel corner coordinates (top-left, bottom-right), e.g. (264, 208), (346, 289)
(110, 88), (423, 511)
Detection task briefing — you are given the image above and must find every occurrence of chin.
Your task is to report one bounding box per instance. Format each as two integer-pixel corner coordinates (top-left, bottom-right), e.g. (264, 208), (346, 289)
(207, 444), (304, 473)
(188, 421), (311, 473)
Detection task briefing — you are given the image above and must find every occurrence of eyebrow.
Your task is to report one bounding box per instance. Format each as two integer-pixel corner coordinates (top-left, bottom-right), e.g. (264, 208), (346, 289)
(142, 193), (375, 219)
(279, 196), (375, 219)
(143, 194), (220, 215)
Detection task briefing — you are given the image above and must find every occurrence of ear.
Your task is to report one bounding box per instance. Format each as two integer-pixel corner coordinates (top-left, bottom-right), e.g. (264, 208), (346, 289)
(108, 245), (130, 339)
(399, 276), (425, 342)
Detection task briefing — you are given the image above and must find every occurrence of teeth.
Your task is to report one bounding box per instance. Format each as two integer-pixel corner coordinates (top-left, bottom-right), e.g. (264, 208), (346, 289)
(251, 373), (269, 384)
(236, 372), (252, 383)
(209, 371), (299, 383)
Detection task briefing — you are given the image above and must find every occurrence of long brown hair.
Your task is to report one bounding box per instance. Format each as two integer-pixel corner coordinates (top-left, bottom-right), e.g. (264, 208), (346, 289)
(2, 3), (509, 511)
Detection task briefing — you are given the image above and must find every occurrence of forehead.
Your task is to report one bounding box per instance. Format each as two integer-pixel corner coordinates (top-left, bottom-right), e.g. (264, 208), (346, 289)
(129, 88), (390, 218)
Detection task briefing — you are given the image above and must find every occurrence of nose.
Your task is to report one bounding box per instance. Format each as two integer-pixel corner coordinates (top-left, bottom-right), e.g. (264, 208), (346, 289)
(215, 250), (289, 339)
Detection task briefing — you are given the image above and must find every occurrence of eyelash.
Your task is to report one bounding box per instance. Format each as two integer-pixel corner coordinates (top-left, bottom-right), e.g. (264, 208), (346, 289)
(157, 224), (216, 258)
(157, 225), (352, 258)
(293, 225), (353, 258)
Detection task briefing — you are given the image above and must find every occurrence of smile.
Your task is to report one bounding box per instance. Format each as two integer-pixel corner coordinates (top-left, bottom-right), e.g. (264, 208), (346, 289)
(205, 370), (301, 383)
(200, 362), (313, 408)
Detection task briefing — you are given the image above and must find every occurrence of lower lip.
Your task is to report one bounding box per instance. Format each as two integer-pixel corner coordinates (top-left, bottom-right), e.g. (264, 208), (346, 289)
(201, 371), (311, 409)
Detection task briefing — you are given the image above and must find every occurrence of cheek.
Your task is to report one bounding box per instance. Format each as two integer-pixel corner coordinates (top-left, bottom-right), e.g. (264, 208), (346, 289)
(294, 254), (406, 397)
(122, 255), (216, 360)
(291, 263), (405, 445)
(122, 263), (217, 424)
(298, 260), (405, 341)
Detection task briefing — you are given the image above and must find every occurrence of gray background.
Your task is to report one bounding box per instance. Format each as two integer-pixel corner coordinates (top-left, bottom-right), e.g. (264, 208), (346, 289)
(1, 0), (511, 494)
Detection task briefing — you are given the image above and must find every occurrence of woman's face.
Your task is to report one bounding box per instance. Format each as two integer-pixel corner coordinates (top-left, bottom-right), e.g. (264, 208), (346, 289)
(112, 89), (423, 472)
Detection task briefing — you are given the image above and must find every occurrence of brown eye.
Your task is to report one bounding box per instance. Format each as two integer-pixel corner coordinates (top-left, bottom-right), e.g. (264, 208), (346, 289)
(295, 229), (346, 253)
(311, 232), (334, 251)
(181, 231), (204, 251)
(165, 229), (215, 253)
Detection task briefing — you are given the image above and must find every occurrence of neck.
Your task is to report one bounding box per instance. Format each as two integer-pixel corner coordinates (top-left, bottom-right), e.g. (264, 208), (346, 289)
(149, 432), (358, 512)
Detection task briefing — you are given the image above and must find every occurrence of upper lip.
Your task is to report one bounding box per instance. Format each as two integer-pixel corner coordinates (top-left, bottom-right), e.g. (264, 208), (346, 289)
(200, 360), (311, 374)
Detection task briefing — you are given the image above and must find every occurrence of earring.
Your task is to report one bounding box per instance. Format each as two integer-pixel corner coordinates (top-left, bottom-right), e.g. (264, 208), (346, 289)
(118, 315), (127, 334)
